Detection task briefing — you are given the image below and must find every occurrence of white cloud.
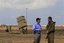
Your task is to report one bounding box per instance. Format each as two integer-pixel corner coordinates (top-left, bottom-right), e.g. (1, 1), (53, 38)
(0, 0), (57, 10)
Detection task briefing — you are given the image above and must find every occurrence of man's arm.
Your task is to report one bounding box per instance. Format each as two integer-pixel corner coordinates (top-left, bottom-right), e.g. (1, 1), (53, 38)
(32, 25), (35, 31)
(46, 23), (49, 39)
(48, 22), (55, 33)
(46, 23), (49, 34)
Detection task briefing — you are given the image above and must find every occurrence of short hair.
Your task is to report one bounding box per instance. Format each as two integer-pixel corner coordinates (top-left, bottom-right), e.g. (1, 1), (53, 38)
(48, 16), (52, 20)
(36, 18), (41, 21)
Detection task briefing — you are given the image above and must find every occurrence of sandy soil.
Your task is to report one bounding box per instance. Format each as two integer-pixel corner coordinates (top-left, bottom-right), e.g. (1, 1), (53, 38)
(0, 31), (64, 43)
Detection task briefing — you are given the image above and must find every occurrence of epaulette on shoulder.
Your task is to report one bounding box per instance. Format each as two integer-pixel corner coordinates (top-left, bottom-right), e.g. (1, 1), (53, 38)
(53, 22), (56, 24)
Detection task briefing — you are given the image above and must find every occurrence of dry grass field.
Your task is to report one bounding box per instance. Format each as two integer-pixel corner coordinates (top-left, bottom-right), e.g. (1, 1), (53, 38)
(0, 30), (64, 43)
(0, 25), (64, 43)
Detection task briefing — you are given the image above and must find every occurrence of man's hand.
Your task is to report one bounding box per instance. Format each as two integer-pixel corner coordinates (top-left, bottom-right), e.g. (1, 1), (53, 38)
(46, 30), (48, 34)
(45, 30), (48, 41)
(40, 27), (42, 31)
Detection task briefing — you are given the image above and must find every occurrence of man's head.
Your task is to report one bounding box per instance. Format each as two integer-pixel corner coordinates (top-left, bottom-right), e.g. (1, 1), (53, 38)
(36, 18), (41, 23)
(48, 17), (52, 22)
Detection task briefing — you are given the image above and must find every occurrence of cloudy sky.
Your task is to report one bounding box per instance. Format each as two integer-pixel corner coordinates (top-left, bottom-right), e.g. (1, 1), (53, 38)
(0, 0), (64, 25)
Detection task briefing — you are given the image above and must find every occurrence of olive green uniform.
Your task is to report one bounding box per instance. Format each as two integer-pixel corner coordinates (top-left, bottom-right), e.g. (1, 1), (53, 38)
(46, 21), (55, 43)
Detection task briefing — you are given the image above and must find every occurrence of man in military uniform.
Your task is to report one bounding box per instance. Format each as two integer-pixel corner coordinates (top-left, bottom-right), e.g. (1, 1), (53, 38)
(46, 17), (55, 43)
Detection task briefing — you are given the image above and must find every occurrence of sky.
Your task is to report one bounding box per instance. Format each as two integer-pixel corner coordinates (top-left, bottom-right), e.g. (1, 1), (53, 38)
(0, 0), (64, 25)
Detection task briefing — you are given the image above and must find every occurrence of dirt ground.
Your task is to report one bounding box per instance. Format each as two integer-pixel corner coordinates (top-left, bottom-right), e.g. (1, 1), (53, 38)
(0, 30), (64, 43)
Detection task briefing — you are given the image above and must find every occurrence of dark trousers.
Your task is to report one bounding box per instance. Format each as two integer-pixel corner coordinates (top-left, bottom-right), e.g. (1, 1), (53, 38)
(48, 33), (54, 43)
(48, 37), (54, 43)
(33, 33), (41, 43)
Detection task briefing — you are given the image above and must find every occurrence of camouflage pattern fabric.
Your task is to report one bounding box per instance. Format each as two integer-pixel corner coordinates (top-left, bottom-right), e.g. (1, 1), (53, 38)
(46, 21), (55, 43)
